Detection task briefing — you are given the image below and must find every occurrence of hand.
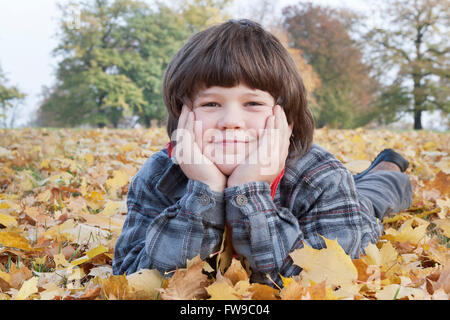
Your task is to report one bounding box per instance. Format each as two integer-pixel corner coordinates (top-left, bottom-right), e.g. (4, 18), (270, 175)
(227, 105), (293, 187)
(172, 105), (227, 192)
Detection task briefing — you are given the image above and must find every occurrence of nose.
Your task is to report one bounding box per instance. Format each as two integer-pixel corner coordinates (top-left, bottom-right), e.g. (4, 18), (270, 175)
(217, 104), (246, 130)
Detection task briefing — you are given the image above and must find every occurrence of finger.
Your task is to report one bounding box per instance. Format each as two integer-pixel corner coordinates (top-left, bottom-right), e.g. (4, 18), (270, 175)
(193, 115), (203, 153)
(178, 104), (189, 130)
(186, 111), (195, 134)
(274, 105), (282, 130)
(258, 115), (274, 159)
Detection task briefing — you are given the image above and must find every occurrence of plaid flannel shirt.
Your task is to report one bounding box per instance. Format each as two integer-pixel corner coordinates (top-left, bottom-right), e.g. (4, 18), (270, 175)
(113, 143), (408, 286)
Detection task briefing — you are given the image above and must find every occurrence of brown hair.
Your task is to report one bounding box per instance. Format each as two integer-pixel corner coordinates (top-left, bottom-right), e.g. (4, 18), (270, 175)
(163, 19), (314, 159)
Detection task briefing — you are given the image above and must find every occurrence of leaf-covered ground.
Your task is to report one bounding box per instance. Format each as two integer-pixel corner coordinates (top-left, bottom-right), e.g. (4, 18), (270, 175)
(0, 127), (448, 300)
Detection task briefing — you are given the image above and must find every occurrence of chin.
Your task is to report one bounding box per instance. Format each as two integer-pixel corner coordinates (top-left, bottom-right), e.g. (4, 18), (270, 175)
(215, 163), (238, 176)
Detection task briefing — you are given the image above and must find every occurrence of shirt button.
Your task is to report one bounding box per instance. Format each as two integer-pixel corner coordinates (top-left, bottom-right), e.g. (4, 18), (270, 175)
(235, 194), (248, 206)
(199, 194), (210, 206)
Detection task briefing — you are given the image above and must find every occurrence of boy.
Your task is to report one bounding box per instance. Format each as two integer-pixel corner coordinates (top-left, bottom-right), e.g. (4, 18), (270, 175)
(113, 19), (412, 286)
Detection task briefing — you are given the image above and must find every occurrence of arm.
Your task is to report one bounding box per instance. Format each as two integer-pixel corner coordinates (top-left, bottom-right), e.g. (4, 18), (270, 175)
(113, 172), (225, 276)
(225, 165), (382, 286)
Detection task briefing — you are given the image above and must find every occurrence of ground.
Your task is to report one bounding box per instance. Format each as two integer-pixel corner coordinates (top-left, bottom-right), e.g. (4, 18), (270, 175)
(0, 127), (448, 300)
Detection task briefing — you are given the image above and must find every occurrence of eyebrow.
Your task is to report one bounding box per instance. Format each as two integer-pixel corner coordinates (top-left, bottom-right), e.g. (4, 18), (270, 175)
(196, 91), (268, 98)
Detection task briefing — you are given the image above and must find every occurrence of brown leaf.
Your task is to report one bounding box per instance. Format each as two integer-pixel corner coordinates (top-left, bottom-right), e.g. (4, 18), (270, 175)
(248, 283), (279, 300)
(160, 257), (210, 300)
(280, 280), (304, 300)
(223, 259), (249, 285)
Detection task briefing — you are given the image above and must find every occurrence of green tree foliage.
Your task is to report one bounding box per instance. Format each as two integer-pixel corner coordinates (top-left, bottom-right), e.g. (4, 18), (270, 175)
(0, 64), (25, 127)
(282, 2), (378, 129)
(37, 0), (232, 128)
(364, 0), (449, 130)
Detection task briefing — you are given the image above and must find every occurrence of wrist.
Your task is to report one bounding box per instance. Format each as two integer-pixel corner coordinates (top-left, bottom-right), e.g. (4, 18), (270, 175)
(209, 184), (225, 192)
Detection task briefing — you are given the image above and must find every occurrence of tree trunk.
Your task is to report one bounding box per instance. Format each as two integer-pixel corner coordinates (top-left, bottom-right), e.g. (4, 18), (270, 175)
(414, 109), (422, 130)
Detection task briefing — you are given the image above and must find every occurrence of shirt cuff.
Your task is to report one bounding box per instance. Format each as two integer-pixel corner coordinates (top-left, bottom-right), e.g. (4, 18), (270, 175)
(224, 181), (276, 215)
(183, 179), (225, 226)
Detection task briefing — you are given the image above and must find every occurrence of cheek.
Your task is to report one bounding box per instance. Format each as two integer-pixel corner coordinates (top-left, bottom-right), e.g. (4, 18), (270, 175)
(193, 111), (214, 140)
(250, 113), (272, 137)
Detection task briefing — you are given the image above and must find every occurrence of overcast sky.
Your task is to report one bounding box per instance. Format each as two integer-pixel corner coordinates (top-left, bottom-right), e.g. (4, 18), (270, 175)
(0, 0), (445, 129)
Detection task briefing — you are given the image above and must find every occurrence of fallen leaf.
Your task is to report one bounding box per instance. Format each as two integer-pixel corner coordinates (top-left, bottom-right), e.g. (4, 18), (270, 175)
(14, 276), (39, 300)
(127, 269), (163, 299)
(290, 237), (359, 297)
(0, 231), (35, 251)
(160, 256), (210, 300)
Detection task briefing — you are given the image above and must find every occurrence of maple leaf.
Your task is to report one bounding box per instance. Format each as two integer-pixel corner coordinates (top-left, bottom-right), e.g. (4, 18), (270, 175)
(0, 231), (35, 252)
(0, 127), (448, 300)
(280, 279), (304, 300)
(96, 274), (133, 300)
(223, 258), (249, 285)
(13, 276), (39, 300)
(159, 256), (210, 300)
(290, 237), (359, 298)
(384, 217), (430, 245)
(206, 278), (251, 300)
(126, 269), (163, 299)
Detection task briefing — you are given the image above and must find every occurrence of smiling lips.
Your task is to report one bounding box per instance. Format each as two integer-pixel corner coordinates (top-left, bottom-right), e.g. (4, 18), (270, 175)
(218, 140), (249, 144)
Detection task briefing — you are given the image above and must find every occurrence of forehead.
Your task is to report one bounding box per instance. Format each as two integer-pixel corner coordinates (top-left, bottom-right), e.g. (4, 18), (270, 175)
(194, 85), (273, 99)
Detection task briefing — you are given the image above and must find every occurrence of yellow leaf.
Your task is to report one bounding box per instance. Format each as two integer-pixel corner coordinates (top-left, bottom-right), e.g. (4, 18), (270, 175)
(39, 159), (50, 169)
(101, 201), (126, 217)
(384, 218), (429, 245)
(34, 255), (47, 266)
(120, 143), (138, 153)
(127, 269), (163, 299)
(206, 279), (251, 300)
(362, 242), (397, 271)
(290, 237), (359, 296)
(48, 172), (73, 186)
(434, 218), (450, 238)
(37, 189), (52, 203)
(206, 279), (241, 300)
(14, 276), (39, 300)
(71, 245), (108, 266)
(84, 154), (94, 166)
(68, 267), (85, 282)
(0, 213), (18, 228)
(106, 169), (129, 190)
(344, 160), (371, 174)
(54, 252), (71, 269)
(436, 197), (449, 219)
(375, 284), (424, 300)
(280, 275), (295, 288)
(0, 231), (34, 251)
(87, 244), (108, 259)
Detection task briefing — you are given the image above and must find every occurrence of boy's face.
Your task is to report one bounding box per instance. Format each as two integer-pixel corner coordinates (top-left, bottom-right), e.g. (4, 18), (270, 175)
(191, 84), (275, 176)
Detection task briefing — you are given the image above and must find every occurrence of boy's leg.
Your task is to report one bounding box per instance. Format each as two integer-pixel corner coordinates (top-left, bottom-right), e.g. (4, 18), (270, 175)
(353, 162), (413, 220)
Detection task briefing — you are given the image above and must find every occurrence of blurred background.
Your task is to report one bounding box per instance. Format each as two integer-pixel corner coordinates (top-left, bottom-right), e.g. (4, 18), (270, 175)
(0, 0), (448, 131)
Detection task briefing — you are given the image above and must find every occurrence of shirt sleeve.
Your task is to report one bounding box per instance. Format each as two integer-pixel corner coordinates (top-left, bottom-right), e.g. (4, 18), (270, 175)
(112, 173), (225, 276)
(224, 165), (383, 286)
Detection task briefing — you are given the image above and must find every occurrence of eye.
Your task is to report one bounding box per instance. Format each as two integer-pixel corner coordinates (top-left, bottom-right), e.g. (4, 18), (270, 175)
(200, 102), (219, 107)
(246, 101), (266, 107)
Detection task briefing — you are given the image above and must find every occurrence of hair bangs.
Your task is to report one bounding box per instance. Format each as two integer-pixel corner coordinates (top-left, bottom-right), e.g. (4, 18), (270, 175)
(182, 24), (283, 103)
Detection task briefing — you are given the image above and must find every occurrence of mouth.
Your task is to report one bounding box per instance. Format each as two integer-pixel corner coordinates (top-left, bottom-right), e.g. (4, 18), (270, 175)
(216, 140), (249, 144)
